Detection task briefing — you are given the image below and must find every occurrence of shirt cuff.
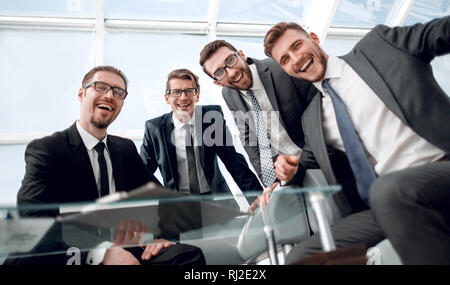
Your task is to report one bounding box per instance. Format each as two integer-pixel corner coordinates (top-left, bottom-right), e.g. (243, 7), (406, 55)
(86, 241), (113, 265)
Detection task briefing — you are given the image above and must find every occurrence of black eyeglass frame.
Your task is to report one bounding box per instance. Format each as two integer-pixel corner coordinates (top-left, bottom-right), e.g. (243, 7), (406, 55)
(84, 81), (128, 99)
(212, 51), (240, 81)
(166, 88), (198, 98)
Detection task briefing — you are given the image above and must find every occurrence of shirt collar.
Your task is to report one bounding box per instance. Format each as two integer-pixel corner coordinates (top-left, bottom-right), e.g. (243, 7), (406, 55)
(172, 109), (196, 130)
(313, 55), (345, 90)
(76, 120), (108, 151)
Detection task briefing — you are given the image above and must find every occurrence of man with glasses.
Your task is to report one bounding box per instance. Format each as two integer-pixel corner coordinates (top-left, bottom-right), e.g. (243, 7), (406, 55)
(140, 68), (263, 210)
(199, 40), (316, 205)
(16, 65), (205, 265)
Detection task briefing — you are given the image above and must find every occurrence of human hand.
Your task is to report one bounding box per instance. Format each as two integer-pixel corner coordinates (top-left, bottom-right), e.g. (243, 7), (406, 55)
(259, 182), (279, 209)
(141, 239), (176, 261)
(274, 155), (300, 182)
(113, 219), (147, 247)
(247, 182), (279, 215)
(103, 219), (147, 265)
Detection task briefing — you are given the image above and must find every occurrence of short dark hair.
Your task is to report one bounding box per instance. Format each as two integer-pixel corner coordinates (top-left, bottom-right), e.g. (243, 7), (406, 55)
(199, 40), (237, 78)
(166, 68), (200, 94)
(264, 22), (308, 58)
(82, 65), (128, 90)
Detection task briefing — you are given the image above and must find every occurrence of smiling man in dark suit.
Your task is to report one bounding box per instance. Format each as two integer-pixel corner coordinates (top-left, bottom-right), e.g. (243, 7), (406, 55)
(19, 67), (159, 211)
(199, 41), (316, 191)
(140, 68), (262, 210)
(265, 16), (450, 264)
(16, 65), (205, 265)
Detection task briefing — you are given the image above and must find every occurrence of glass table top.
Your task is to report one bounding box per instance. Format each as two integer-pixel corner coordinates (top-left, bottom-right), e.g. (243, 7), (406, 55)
(0, 183), (341, 265)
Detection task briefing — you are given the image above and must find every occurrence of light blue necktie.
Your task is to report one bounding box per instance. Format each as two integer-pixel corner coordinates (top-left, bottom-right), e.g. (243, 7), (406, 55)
(322, 79), (376, 204)
(247, 90), (276, 187)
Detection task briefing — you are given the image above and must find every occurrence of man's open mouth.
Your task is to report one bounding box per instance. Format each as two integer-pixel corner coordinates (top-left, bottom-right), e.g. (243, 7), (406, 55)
(300, 58), (313, 72)
(97, 104), (113, 111)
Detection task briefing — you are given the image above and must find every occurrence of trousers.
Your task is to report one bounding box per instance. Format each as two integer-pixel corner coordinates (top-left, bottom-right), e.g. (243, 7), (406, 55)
(369, 160), (450, 264)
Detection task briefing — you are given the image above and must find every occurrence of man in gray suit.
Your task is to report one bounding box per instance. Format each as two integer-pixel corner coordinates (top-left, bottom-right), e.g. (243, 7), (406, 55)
(264, 17), (450, 264)
(199, 40), (315, 194)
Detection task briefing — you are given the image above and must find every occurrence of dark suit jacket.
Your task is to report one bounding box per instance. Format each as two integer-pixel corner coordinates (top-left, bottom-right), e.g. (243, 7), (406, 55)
(300, 16), (450, 216)
(222, 57), (315, 181)
(12, 122), (161, 264)
(140, 105), (263, 196)
(17, 122), (161, 216)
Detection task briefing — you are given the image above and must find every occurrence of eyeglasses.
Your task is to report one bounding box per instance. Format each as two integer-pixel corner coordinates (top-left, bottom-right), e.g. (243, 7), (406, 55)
(213, 51), (239, 81)
(84, 81), (128, 100)
(166, 88), (198, 98)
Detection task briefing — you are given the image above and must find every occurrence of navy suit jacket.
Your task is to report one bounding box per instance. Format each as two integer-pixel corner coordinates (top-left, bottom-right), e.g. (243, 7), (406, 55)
(140, 105), (263, 196)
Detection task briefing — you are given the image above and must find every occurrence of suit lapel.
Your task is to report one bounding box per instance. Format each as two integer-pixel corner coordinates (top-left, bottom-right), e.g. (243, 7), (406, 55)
(195, 106), (205, 169)
(107, 136), (123, 190)
(303, 95), (335, 182)
(341, 52), (407, 123)
(223, 88), (249, 113)
(67, 123), (98, 197)
(253, 58), (280, 112)
(252, 58), (291, 134)
(162, 114), (179, 187)
(222, 85), (259, 134)
(303, 96), (352, 216)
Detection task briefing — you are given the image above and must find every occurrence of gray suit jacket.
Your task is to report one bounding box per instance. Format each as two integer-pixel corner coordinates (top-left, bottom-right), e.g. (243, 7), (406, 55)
(222, 57), (315, 180)
(301, 16), (450, 216)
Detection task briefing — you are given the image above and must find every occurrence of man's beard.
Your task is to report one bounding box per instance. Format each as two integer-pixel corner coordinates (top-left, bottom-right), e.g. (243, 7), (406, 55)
(91, 117), (111, 129)
(242, 67), (253, 90)
(230, 66), (253, 90)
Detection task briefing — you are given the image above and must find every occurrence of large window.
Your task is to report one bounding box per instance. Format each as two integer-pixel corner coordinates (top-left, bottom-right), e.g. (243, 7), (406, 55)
(403, 0), (450, 25)
(218, 0), (312, 24)
(103, 31), (210, 131)
(0, 1), (448, 204)
(0, 0), (95, 17)
(332, 0), (404, 28)
(0, 29), (95, 134)
(403, 0), (450, 96)
(104, 0), (209, 21)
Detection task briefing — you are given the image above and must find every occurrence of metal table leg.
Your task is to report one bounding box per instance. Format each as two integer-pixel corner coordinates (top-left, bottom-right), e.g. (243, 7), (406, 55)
(308, 192), (336, 252)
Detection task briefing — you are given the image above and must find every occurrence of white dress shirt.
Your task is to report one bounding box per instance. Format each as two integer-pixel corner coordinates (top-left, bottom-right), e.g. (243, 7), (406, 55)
(76, 121), (117, 265)
(172, 109), (210, 194)
(313, 56), (446, 175)
(239, 63), (303, 158)
(76, 121), (116, 195)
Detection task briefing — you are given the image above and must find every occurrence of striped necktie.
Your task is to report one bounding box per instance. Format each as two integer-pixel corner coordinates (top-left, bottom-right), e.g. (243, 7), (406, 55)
(247, 90), (276, 187)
